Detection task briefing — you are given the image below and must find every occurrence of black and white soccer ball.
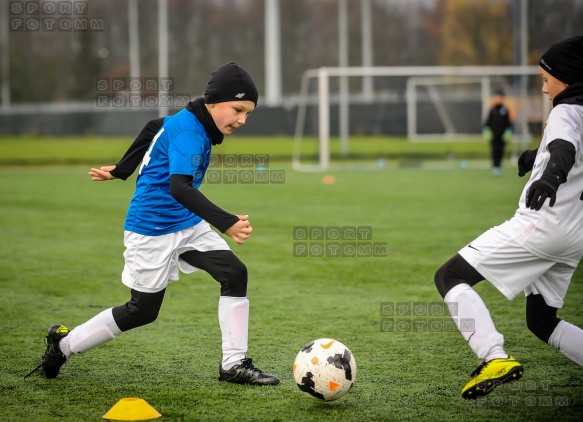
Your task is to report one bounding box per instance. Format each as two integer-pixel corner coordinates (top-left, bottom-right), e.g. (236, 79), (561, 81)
(293, 338), (357, 401)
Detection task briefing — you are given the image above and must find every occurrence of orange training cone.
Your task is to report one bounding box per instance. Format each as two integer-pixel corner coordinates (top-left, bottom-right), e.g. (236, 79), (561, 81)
(102, 398), (162, 421)
(322, 175), (336, 185)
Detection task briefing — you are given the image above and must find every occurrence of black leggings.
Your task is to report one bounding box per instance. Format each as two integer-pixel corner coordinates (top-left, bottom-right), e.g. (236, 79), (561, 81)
(112, 249), (247, 332)
(179, 249), (247, 297)
(434, 253), (484, 298)
(491, 137), (505, 167)
(525, 293), (561, 343)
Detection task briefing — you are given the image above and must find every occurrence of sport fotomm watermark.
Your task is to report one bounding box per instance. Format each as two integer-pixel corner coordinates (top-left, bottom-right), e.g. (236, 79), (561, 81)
(380, 301), (474, 332)
(96, 77), (192, 108)
(434, 380), (570, 407)
(192, 154), (285, 185)
(293, 226), (387, 257)
(472, 380), (569, 407)
(9, 1), (103, 32)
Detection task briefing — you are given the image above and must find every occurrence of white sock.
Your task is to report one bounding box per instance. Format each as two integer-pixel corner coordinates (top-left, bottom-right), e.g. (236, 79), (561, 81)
(444, 283), (507, 363)
(60, 308), (122, 357)
(218, 296), (249, 370)
(548, 320), (583, 366)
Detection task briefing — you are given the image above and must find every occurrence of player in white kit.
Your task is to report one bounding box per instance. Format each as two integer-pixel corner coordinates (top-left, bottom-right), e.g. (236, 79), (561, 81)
(434, 36), (583, 399)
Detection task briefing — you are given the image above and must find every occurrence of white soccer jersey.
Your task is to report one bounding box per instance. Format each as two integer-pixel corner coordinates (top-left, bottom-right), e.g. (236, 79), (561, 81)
(512, 104), (583, 266)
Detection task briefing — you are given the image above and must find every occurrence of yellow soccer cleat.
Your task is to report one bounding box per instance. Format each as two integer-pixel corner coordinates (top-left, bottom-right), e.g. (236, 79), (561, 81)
(461, 356), (524, 400)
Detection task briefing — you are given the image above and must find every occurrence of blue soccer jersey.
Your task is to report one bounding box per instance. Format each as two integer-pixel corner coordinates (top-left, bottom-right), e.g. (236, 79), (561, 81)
(124, 108), (212, 236)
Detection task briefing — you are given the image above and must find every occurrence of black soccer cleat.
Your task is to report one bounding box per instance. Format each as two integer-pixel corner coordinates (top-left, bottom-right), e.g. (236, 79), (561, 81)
(25, 324), (69, 379)
(218, 358), (280, 386)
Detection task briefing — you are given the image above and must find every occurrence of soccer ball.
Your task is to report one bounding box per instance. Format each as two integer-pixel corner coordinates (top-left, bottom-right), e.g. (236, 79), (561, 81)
(293, 338), (357, 401)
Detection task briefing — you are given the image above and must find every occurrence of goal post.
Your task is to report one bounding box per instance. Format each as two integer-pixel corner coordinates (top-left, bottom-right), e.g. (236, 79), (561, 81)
(293, 65), (545, 172)
(406, 76), (505, 140)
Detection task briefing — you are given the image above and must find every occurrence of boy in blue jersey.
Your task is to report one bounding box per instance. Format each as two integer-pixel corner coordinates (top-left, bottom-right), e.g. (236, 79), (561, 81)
(27, 63), (279, 386)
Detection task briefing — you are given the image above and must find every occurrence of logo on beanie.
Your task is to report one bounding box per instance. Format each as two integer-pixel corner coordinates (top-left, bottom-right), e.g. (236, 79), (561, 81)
(235, 93), (246, 98)
(540, 58), (552, 71)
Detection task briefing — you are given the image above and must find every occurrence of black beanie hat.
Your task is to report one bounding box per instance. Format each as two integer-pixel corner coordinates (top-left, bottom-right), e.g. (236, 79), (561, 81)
(204, 62), (258, 106)
(539, 36), (583, 85)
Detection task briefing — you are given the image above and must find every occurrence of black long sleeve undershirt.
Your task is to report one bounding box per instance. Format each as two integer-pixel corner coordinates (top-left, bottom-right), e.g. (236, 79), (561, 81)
(169, 174), (239, 234)
(109, 117), (165, 180)
(543, 139), (576, 184)
(110, 99), (223, 180)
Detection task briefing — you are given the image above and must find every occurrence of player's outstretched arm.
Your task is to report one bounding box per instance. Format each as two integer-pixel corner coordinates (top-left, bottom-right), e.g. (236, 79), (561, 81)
(89, 165), (117, 181)
(103, 117), (166, 181)
(224, 215), (252, 245)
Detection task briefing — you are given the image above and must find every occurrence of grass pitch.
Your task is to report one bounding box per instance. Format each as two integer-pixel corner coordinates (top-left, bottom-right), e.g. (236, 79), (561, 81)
(0, 137), (581, 421)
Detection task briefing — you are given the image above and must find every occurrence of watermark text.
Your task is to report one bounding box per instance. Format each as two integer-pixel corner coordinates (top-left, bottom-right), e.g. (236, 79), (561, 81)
(379, 301), (474, 332)
(294, 226), (387, 257)
(10, 1), (103, 32)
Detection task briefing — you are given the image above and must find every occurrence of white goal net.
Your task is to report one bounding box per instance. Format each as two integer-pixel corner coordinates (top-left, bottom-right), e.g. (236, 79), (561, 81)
(293, 66), (546, 171)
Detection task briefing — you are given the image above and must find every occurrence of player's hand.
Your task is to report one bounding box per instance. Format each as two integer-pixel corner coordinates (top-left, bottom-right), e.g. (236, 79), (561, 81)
(225, 215), (252, 244)
(517, 149), (538, 177)
(89, 165), (117, 181)
(503, 128), (513, 144)
(525, 174), (560, 210)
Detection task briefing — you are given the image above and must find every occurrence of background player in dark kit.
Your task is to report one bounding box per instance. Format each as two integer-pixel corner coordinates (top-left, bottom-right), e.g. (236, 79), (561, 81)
(27, 63), (280, 386)
(484, 89), (513, 175)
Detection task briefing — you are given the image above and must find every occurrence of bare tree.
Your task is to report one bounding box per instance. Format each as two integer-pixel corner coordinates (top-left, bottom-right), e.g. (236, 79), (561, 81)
(438, 0), (513, 65)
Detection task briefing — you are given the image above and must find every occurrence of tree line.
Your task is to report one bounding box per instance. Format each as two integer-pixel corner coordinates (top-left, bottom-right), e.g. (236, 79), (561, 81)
(4, 0), (583, 104)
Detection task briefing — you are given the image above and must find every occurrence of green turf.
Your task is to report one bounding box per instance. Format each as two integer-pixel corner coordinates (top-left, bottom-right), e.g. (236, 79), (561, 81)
(0, 147), (581, 420)
(0, 134), (540, 165)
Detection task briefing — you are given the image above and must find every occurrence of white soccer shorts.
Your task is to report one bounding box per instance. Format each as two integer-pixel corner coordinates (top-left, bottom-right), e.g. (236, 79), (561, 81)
(121, 221), (230, 293)
(459, 219), (575, 309)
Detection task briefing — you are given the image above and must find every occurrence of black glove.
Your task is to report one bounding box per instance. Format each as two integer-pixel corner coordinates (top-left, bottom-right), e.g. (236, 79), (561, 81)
(517, 149), (538, 177)
(525, 140), (576, 211)
(525, 173), (560, 210)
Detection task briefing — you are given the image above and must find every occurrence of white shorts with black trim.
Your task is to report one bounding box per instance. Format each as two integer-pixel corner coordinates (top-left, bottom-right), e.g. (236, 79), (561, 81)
(459, 219), (575, 309)
(121, 221), (230, 293)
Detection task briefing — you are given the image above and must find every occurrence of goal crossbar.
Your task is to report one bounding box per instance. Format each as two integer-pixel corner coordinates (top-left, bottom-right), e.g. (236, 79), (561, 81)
(293, 66), (541, 172)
